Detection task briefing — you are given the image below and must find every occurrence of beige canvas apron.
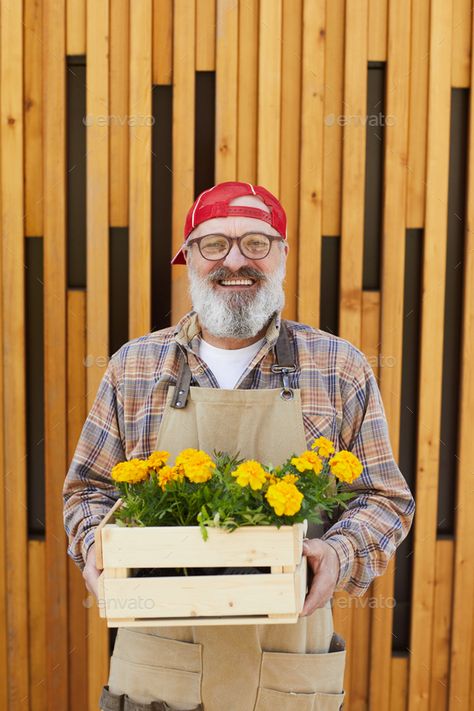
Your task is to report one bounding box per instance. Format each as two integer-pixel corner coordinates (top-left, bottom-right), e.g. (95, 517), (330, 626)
(102, 327), (347, 711)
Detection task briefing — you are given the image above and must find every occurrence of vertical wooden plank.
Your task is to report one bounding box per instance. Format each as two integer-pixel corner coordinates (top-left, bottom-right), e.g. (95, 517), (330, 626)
(408, 2), (453, 709)
(110, 0), (129, 227)
(0, 71), (7, 709)
(471, 616), (474, 711)
(171, 0), (195, 322)
(391, 657), (409, 711)
(368, 0), (388, 61)
(196, 0), (216, 71)
(452, 0), (471, 88)
(322, 0), (344, 237)
(86, 0), (110, 707)
(215, 0), (238, 181)
(67, 290), (88, 711)
(43, 0), (69, 705)
(257, 0), (282, 193)
(335, 2), (369, 701)
(350, 290), (380, 711)
(430, 539), (453, 711)
(153, 0), (173, 85)
(406, 0), (429, 227)
(129, 0), (152, 339)
(361, 290), (381, 373)
(237, 0), (258, 182)
(24, 0), (43, 237)
(1, 1), (29, 706)
(297, 0), (325, 327)
(448, 8), (474, 706)
(371, 2), (411, 710)
(349, 594), (372, 710)
(280, 0), (302, 322)
(28, 540), (46, 711)
(339, 0), (368, 347)
(67, 0), (86, 56)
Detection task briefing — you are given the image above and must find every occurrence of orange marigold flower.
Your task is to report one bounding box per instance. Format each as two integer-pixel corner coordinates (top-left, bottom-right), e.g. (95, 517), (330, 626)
(157, 465), (183, 490)
(329, 450), (363, 484)
(266, 481), (303, 516)
(232, 460), (267, 490)
(147, 450), (170, 470)
(175, 448), (215, 483)
(111, 459), (150, 484)
(291, 450), (323, 475)
(311, 436), (335, 458)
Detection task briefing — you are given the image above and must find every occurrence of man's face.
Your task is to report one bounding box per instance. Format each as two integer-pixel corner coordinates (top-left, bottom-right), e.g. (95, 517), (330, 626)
(184, 197), (288, 339)
(185, 215), (286, 289)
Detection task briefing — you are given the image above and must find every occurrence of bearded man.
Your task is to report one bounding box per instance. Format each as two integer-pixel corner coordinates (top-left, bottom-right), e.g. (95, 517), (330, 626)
(63, 181), (415, 711)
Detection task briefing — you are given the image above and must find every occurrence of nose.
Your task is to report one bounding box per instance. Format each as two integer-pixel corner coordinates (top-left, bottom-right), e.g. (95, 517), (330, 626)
(221, 240), (248, 271)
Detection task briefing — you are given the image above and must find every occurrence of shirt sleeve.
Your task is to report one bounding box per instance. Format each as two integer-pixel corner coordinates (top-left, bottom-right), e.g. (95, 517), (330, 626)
(63, 354), (125, 572)
(321, 346), (416, 596)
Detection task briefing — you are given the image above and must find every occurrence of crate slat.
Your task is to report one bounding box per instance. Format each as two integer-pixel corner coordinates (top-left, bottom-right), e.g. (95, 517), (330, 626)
(100, 558), (306, 621)
(100, 521), (305, 569)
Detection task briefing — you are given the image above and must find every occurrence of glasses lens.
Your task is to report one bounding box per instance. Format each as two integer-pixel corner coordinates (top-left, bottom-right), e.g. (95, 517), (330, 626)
(241, 233), (271, 258)
(199, 235), (230, 259)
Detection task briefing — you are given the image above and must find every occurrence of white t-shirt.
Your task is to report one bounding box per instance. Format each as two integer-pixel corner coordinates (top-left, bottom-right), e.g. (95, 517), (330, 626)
(198, 337), (266, 389)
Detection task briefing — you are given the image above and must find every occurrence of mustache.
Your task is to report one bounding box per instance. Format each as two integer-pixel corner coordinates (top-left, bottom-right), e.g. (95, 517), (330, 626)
(206, 266), (267, 283)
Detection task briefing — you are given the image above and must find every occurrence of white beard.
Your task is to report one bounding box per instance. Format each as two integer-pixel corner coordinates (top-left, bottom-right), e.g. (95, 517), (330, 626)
(187, 254), (286, 338)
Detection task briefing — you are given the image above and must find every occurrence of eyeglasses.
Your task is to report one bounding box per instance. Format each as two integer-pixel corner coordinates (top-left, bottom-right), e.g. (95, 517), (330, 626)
(185, 232), (284, 261)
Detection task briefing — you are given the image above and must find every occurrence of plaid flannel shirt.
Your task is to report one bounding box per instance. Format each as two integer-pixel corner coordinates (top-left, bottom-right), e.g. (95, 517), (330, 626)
(63, 310), (415, 596)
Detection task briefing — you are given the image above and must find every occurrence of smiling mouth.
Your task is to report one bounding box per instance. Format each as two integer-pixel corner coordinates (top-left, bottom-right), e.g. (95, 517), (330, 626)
(217, 278), (257, 287)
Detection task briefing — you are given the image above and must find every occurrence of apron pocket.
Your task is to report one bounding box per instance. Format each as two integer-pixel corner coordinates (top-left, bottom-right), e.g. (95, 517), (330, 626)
(259, 648), (346, 695)
(254, 687), (345, 711)
(108, 630), (203, 710)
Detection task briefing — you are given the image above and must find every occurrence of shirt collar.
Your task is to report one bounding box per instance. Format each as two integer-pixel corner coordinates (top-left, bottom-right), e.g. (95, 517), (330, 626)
(173, 310), (282, 354)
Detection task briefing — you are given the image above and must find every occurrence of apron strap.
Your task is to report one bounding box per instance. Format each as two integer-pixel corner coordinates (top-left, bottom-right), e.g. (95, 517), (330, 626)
(171, 319), (296, 409)
(271, 320), (297, 400)
(170, 353), (193, 409)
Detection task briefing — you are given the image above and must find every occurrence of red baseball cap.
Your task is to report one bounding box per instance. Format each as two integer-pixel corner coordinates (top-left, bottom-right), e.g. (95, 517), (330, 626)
(170, 181), (287, 265)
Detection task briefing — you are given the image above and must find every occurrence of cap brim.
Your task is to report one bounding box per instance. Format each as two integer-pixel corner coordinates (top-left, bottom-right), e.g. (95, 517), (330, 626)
(170, 246), (187, 265)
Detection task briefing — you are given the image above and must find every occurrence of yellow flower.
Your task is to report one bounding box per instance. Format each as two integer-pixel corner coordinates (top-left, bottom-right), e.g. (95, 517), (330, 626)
(111, 459), (150, 484)
(266, 481), (303, 516)
(232, 460), (267, 490)
(265, 471), (278, 485)
(147, 450), (170, 470)
(291, 451), (323, 475)
(329, 450), (363, 484)
(175, 448), (216, 483)
(158, 465), (183, 490)
(311, 436), (335, 458)
(282, 473), (299, 485)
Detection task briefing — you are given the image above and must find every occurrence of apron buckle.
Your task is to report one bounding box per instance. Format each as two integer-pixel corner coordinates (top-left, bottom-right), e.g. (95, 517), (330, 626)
(271, 364), (296, 400)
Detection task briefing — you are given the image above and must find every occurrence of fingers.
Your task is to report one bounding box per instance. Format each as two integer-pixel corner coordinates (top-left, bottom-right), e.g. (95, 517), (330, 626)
(300, 539), (338, 616)
(83, 548), (101, 602)
(300, 565), (332, 615)
(84, 570), (99, 602)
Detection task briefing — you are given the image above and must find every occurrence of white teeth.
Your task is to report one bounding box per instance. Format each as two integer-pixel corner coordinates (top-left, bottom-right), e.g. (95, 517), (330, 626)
(220, 279), (254, 286)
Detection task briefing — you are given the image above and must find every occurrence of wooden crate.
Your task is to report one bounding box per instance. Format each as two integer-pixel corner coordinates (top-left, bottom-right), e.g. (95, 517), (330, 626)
(95, 499), (308, 627)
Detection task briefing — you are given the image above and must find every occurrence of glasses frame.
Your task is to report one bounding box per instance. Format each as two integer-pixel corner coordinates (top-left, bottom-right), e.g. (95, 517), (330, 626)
(184, 231), (285, 261)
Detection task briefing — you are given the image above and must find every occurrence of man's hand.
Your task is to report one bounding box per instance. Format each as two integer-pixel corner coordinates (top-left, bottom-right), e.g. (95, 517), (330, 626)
(300, 538), (340, 616)
(82, 543), (103, 602)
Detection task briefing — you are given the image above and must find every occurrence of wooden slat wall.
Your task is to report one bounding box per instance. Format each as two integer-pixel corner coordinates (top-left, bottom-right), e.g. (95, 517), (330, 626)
(0, 1), (473, 709)
(86, 0), (110, 706)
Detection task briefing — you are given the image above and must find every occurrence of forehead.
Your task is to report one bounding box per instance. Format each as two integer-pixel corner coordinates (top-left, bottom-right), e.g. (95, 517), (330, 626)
(190, 215), (280, 239)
